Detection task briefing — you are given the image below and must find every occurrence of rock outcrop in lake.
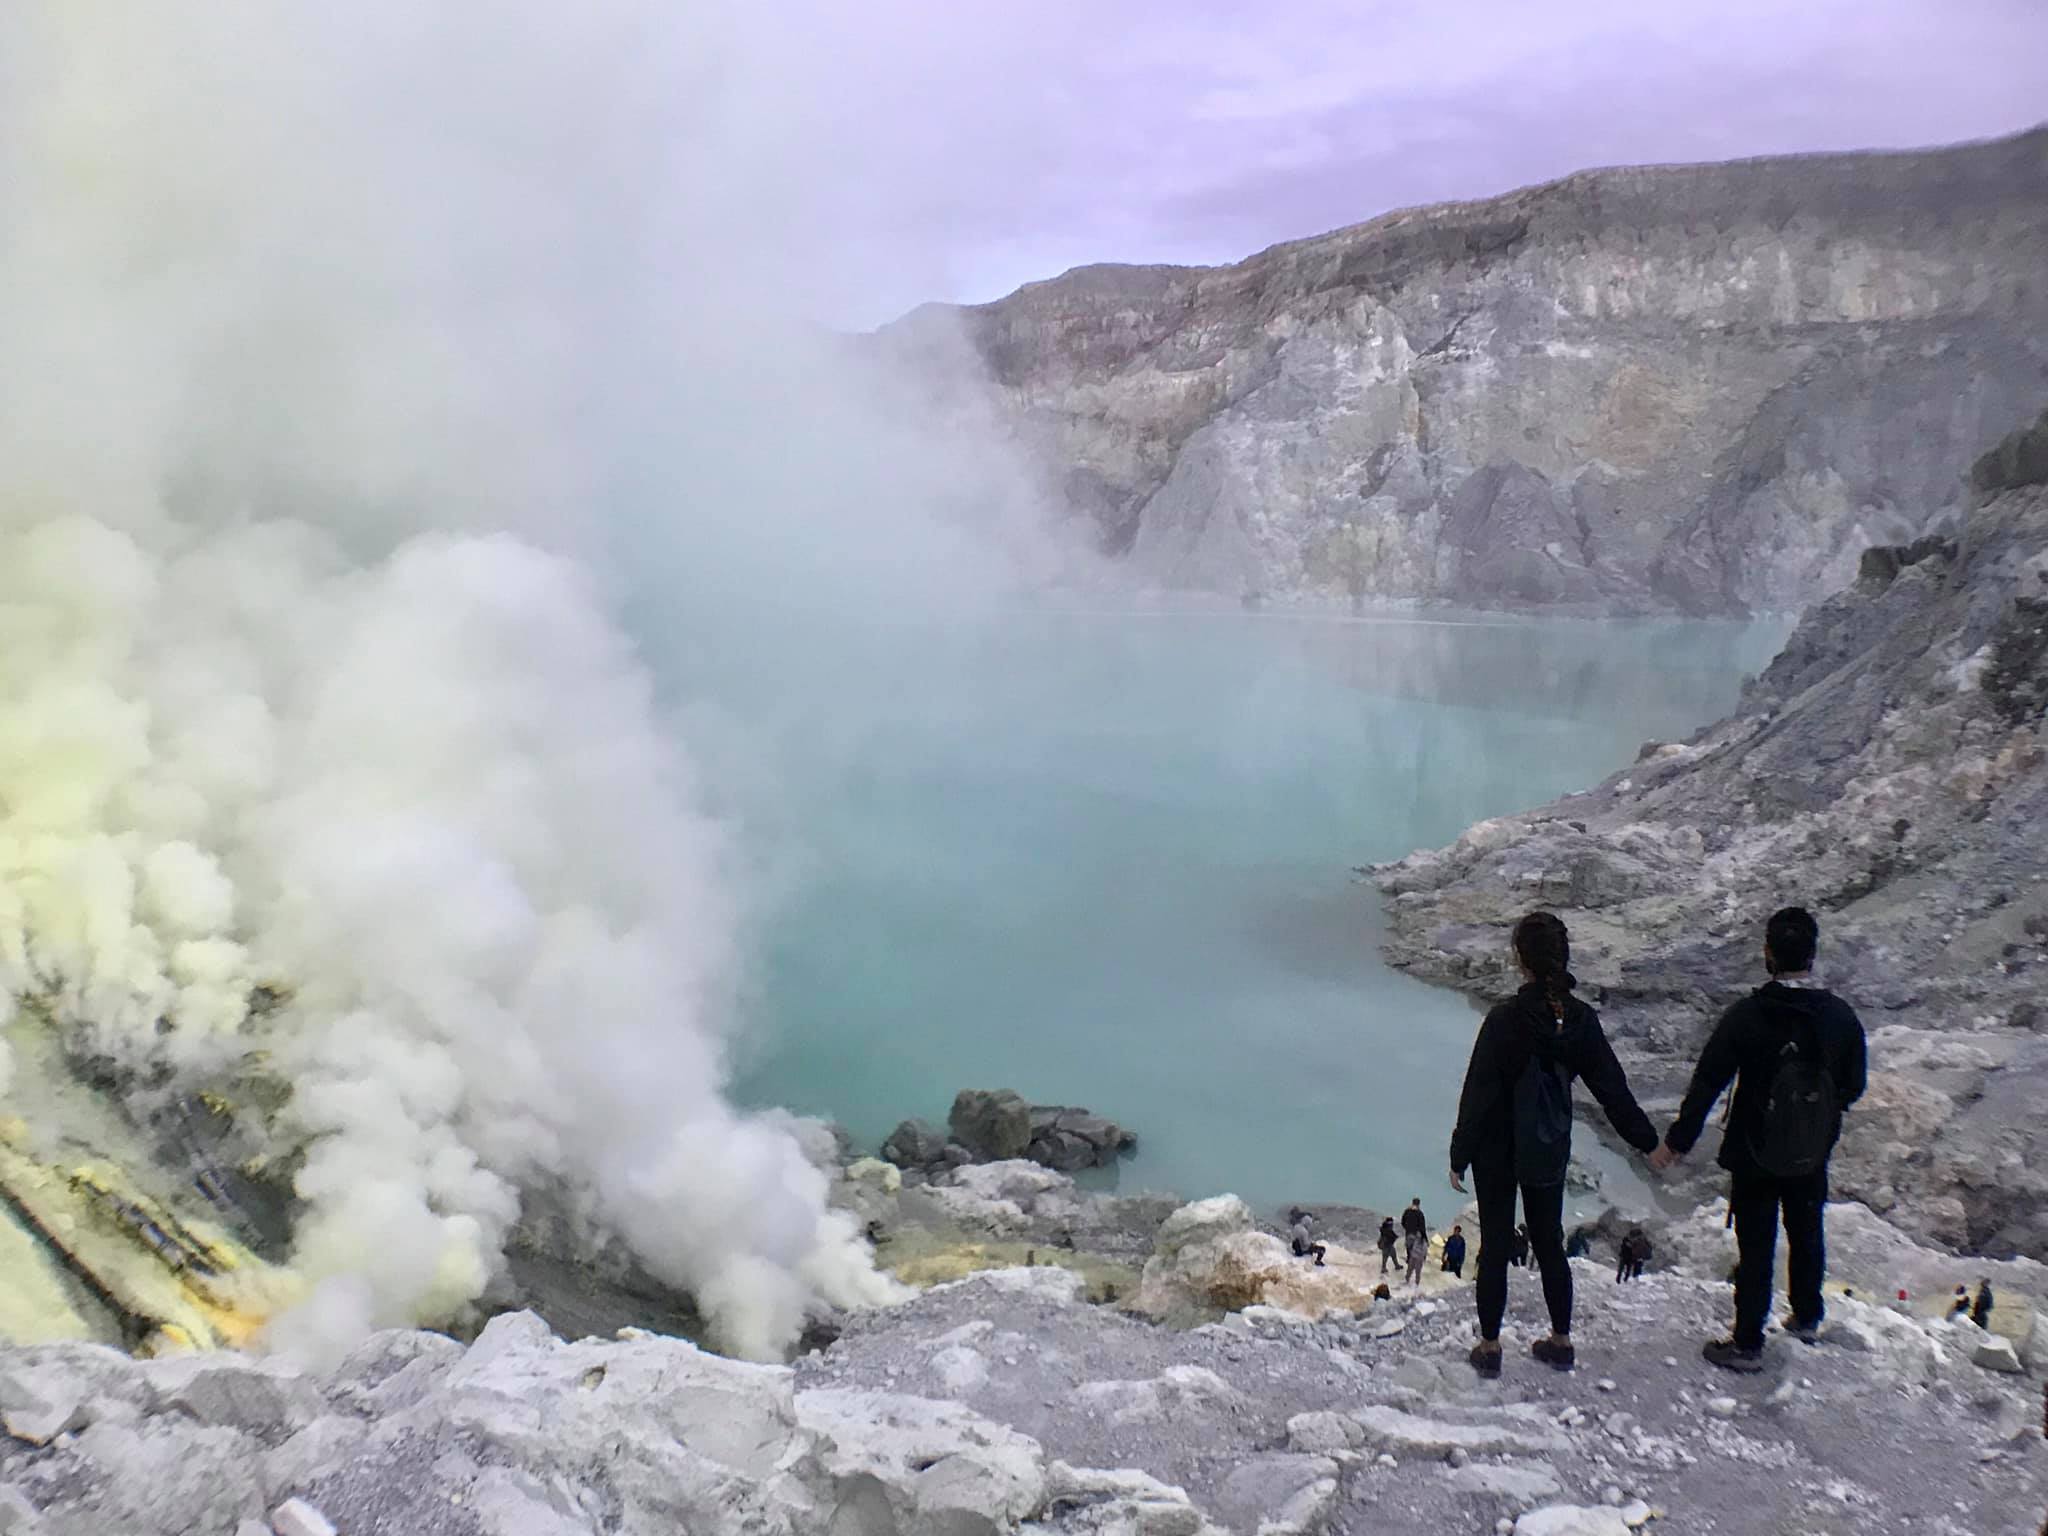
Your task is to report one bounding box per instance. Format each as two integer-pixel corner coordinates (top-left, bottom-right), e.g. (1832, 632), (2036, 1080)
(884, 128), (2048, 615)
(1375, 409), (2048, 1259)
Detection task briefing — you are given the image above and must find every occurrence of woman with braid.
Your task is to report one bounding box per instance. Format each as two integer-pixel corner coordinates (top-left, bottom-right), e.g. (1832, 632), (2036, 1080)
(1449, 911), (1659, 1377)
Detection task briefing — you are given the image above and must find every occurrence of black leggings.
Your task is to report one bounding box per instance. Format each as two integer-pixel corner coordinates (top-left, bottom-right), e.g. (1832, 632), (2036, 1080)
(1475, 1168), (1569, 1341)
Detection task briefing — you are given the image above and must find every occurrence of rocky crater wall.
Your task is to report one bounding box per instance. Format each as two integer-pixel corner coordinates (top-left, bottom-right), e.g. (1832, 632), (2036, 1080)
(886, 128), (2048, 615)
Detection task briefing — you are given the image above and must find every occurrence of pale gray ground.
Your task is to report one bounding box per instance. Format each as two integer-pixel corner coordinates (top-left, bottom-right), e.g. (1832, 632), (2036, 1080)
(2, 1248), (2041, 1536)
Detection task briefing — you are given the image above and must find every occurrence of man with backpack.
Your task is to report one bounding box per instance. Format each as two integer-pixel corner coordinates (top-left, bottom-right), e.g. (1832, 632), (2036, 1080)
(1377, 1216), (1399, 1274)
(1652, 907), (1867, 1372)
(1616, 1226), (1651, 1282)
(1442, 1224), (1467, 1278)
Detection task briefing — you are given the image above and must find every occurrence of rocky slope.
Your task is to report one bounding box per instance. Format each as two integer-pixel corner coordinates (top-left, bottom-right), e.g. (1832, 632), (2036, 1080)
(1374, 410), (2048, 1259)
(885, 128), (2048, 615)
(3, 1167), (2043, 1536)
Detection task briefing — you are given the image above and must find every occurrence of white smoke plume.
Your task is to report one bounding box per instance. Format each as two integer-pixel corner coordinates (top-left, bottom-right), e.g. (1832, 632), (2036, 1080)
(0, 3), (1051, 1358)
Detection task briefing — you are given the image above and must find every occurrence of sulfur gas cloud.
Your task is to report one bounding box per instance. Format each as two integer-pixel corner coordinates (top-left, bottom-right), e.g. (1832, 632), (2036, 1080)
(0, 2), (1064, 1360)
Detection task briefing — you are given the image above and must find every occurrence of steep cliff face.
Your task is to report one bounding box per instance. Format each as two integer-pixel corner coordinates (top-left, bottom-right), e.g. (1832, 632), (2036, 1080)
(894, 128), (2048, 614)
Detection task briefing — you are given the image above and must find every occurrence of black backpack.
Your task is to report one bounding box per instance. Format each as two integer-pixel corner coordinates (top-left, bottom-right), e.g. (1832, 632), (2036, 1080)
(1745, 1003), (1840, 1178)
(1512, 1038), (1574, 1187)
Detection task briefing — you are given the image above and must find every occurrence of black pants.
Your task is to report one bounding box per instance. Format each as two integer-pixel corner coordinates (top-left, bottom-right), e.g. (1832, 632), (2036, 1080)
(1730, 1169), (1827, 1350)
(1474, 1167), (1569, 1341)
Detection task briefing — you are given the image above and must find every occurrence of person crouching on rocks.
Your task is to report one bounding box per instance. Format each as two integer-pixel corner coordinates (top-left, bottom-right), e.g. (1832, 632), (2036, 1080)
(1288, 1207), (1327, 1267)
(1449, 910), (1661, 1379)
(1377, 1216), (1398, 1274)
(1652, 906), (1868, 1373)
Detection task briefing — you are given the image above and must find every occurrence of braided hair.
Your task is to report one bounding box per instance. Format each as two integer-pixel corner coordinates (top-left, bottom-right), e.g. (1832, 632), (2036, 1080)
(1512, 910), (1575, 1027)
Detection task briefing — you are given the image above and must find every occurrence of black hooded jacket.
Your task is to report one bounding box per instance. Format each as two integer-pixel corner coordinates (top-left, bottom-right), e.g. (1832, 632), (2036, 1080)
(1449, 981), (1658, 1178)
(1664, 979), (1867, 1178)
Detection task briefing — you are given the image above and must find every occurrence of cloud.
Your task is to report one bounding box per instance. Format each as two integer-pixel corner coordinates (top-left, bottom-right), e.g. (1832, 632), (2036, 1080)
(793, 0), (2048, 320)
(0, 0), (1053, 1363)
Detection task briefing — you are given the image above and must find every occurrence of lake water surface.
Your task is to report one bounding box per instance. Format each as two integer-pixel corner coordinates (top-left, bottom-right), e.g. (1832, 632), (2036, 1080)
(713, 606), (1787, 1215)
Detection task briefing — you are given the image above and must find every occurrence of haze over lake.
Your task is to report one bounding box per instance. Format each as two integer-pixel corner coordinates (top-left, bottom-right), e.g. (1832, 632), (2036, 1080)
(709, 606), (1788, 1213)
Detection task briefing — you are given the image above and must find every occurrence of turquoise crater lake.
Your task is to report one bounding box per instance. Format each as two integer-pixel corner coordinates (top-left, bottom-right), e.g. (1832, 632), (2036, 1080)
(711, 607), (1787, 1215)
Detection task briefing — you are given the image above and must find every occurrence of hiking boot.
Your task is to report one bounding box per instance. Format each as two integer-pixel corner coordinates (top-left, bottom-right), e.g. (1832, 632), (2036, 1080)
(1468, 1340), (1503, 1379)
(1530, 1335), (1575, 1372)
(1780, 1315), (1821, 1344)
(1702, 1337), (1765, 1373)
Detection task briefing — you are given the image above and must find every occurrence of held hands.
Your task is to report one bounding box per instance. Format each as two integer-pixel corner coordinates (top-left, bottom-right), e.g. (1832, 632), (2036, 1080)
(1649, 1141), (1680, 1173)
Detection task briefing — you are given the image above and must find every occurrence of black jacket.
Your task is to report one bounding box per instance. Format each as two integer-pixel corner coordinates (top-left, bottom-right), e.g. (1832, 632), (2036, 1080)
(1400, 1206), (1426, 1237)
(1449, 982), (1658, 1176)
(1664, 980), (1867, 1177)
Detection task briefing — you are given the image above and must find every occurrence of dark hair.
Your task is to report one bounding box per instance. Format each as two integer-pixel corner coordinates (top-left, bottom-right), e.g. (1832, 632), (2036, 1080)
(1765, 906), (1819, 975)
(1512, 910), (1575, 1024)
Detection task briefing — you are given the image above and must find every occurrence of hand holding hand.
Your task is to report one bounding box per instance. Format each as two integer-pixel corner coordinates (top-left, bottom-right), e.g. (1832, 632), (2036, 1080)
(1649, 1142), (1679, 1173)
(1448, 1168), (1467, 1194)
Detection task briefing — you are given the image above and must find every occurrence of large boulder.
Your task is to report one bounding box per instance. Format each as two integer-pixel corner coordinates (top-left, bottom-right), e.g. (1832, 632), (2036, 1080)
(950, 1091), (1034, 1162)
(882, 1119), (952, 1170)
(1134, 1197), (1393, 1320)
(1025, 1108), (1137, 1172)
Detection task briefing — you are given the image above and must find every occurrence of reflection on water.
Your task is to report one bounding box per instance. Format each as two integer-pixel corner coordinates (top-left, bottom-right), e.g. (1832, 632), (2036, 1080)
(702, 607), (1786, 1213)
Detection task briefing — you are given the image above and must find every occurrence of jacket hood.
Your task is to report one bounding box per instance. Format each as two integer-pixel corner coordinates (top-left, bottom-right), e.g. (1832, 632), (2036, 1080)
(1756, 980), (1837, 1026)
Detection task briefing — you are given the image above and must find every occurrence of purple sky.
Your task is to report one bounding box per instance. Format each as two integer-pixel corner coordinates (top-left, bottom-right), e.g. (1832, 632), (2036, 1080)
(755, 0), (2048, 325)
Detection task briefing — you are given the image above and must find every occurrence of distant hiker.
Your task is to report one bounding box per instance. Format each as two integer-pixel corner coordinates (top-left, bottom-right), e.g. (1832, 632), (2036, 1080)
(1289, 1208), (1327, 1266)
(1378, 1217), (1399, 1274)
(1449, 910), (1660, 1378)
(1653, 907), (1868, 1373)
(1951, 1286), (1973, 1318)
(1972, 1280), (1995, 1330)
(1405, 1229), (1428, 1286)
(1513, 1224), (1531, 1267)
(1617, 1227), (1650, 1283)
(1402, 1198), (1428, 1243)
(1442, 1225), (1467, 1278)
(1565, 1226), (1591, 1260)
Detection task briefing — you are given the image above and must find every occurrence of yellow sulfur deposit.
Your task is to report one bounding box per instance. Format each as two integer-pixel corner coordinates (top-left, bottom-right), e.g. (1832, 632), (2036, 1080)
(0, 1127), (298, 1351)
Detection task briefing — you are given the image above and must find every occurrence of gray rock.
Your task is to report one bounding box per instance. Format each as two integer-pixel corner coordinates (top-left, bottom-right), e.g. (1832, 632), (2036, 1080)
(0, 1487), (40, 1534)
(1, 1393), (84, 1449)
(1026, 1108), (1136, 1172)
(882, 1118), (951, 1169)
(1213, 1455), (1339, 1536)
(1286, 1410), (1365, 1454)
(1514, 1508), (1631, 1536)
(1042, 1464), (1226, 1536)
(268, 1501), (336, 1536)
(1444, 1463), (1564, 1506)
(801, 1388), (1047, 1536)
(147, 1359), (330, 1441)
(1353, 1405), (1568, 1457)
(1971, 1335), (2023, 1374)
(950, 1090), (1034, 1162)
